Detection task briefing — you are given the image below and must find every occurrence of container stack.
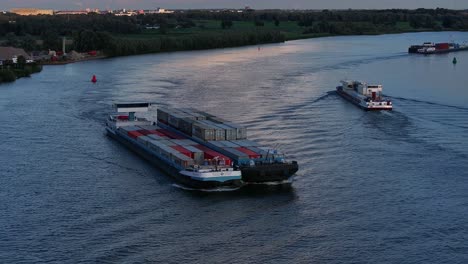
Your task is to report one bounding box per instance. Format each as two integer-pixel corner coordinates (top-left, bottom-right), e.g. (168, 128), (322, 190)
(156, 107), (247, 141)
(118, 124), (231, 169)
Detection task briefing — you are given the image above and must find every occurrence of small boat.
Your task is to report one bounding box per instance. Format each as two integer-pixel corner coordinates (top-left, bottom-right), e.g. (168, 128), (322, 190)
(336, 80), (392, 111)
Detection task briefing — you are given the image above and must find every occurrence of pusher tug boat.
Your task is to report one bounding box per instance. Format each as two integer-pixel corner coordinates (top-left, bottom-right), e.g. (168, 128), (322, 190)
(106, 103), (242, 190)
(336, 80), (392, 111)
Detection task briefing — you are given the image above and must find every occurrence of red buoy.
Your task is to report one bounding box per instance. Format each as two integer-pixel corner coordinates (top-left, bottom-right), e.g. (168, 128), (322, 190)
(91, 75), (97, 83)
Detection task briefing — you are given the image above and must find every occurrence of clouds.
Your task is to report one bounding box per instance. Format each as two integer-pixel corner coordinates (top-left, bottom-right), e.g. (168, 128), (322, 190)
(1, 0), (464, 10)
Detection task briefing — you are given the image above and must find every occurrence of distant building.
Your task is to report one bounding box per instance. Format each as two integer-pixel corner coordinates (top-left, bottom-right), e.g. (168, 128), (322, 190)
(145, 8), (174, 14)
(10, 8), (54, 16)
(0, 47), (31, 64)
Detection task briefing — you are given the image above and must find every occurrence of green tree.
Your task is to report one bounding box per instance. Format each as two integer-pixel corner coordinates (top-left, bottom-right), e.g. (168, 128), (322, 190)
(42, 30), (60, 50)
(5, 32), (19, 47)
(17, 55), (26, 69)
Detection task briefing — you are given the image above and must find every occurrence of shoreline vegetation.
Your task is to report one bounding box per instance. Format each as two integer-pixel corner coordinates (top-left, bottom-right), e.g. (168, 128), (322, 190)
(1, 8), (468, 83)
(0, 61), (42, 84)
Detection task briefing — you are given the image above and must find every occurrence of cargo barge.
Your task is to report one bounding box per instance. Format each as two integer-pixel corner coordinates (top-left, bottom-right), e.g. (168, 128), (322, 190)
(106, 103), (242, 189)
(408, 42), (468, 54)
(155, 107), (299, 183)
(336, 80), (392, 111)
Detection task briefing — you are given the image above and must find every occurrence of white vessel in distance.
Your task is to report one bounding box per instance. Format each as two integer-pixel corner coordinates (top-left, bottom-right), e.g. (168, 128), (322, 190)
(336, 80), (392, 111)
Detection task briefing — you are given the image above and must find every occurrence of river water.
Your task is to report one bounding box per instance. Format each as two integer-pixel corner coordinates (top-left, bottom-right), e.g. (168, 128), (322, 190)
(1, 32), (468, 263)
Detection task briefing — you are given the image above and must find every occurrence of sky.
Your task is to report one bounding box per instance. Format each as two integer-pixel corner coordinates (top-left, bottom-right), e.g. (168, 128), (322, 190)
(1, 0), (466, 10)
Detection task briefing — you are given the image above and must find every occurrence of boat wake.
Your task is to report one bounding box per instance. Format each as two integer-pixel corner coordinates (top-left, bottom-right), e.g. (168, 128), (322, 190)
(387, 96), (468, 111)
(245, 179), (294, 186)
(171, 184), (241, 192)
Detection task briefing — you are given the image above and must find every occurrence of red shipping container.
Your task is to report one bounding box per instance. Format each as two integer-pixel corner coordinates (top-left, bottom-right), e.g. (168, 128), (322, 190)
(145, 130), (166, 136)
(435, 43), (449, 50)
(236, 147), (261, 159)
(194, 145), (231, 166)
(117, 115), (128, 120)
(137, 130), (152, 136)
(171, 145), (193, 158)
(128, 131), (144, 139)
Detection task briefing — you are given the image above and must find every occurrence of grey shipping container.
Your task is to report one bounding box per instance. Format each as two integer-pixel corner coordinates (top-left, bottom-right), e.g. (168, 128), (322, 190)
(157, 108), (171, 123)
(137, 135), (152, 145)
(147, 134), (165, 141)
(224, 122), (247, 140)
(158, 139), (177, 146)
(192, 122), (215, 141)
(138, 125), (160, 131)
(199, 120), (225, 141)
(235, 139), (259, 147)
(220, 147), (250, 160)
(178, 117), (194, 136)
(119, 126), (141, 132)
(216, 123), (237, 141)
(207, 140), (226, 148)
(184, 145), (205, 164)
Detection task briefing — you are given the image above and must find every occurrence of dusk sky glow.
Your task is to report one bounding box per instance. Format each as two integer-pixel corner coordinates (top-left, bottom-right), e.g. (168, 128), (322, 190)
(1, 0), (466, 10)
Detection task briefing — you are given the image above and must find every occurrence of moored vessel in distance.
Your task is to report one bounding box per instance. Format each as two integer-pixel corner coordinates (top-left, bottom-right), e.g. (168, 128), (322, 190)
(408, 42), (468, 54)
(155, 107), (299, 184)
(106, 103), (242, 190)
(336, 80), (392, 111)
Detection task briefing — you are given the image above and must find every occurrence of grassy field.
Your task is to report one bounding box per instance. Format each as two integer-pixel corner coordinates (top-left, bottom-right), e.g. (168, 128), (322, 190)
(115, 20), (437, 43)
(116, 20), (324, 40)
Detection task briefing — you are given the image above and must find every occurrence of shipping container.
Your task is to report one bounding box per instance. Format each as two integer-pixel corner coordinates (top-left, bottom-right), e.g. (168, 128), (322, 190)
(138, 125), (160, 131)
(194, 145), (232, 166)
(119, 126), (141, 132)
(246, 146), (268, 157)
(158, 139), (177, 146)
(199, 120), (225, 141)
(207, 140), (226, 148)
(171, 145), (193, 158)
(192, 122), (215, 141)
(157, 129), (186, 139)
(216, 123), (237, 140)
(170, 139), (196, 146)
(224, 141), (241, 148)
(178, 117), (194, 136)
(179, 108), (207, 120)
(137, 135), (152, 145)
(183, 145), (205, 164)
(236, 147), (261, 159)
(147, 134), (167, 141)
(157, 107), (170, 124)
(235, 139), (260, 147)
(128, 131), (144, 139)
(219, 147), (250, 161)
(224, 122), (247, 140)
(435, 43), (449, 50)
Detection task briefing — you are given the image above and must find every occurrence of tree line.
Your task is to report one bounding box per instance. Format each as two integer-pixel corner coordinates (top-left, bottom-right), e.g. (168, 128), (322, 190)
(1, 8), (467, 55)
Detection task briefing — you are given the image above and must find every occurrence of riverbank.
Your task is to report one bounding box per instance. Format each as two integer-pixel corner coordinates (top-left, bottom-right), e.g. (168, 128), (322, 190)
(40, 55), (108, 65)
(0, 64), (42, 84)
(105, 19), (463, 57)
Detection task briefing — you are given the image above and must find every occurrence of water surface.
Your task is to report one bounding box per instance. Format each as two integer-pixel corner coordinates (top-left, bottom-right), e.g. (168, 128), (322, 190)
(1, 32), (468, 263)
